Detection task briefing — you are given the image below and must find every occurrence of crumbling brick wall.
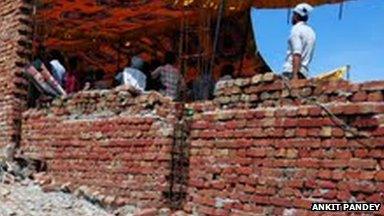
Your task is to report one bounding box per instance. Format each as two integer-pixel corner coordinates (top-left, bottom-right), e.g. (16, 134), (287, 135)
(19, 71), (384, 214)
(0, 0), (32, 148)
(20, 89), (182, 209)
(184, 75), (384, 215)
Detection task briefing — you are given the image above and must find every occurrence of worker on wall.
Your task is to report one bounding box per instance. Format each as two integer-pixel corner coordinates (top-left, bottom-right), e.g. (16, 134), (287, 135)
(118, 56), (147, 92)
(152, 52), (185, 101)
(282, 3), (316, 80)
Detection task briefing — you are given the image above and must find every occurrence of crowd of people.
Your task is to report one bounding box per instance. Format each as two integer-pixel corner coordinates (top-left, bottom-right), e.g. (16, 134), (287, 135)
(24, 2), (317, 107)
(25, 49), (236, 107)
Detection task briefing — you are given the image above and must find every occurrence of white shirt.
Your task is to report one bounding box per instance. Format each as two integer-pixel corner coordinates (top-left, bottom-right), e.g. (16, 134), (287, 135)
(122, 67), (147, 92)
(49, 60), (66, 86)
(283, 21), (316, 76)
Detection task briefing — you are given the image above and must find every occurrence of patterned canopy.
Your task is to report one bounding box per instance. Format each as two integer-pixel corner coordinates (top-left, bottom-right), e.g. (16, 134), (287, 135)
(34, 0), (348, 78)
(36, 0), (347, 43)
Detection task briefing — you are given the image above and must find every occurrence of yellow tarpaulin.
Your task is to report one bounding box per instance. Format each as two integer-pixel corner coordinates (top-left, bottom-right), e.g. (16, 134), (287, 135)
(315, 65), (350, 82)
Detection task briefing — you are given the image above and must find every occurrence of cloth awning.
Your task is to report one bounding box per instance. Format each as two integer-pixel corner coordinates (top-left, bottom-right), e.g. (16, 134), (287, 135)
(34, 0), (350, 76)
(253, 0), (347, 8)
(36, 0), (349, 44)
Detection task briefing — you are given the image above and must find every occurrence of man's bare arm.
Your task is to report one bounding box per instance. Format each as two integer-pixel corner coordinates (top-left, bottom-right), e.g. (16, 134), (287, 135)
(292, 54), (302, 79)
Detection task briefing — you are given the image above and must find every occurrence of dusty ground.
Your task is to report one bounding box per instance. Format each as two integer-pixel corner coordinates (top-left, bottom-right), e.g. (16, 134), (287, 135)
(0, 181), (111, 216)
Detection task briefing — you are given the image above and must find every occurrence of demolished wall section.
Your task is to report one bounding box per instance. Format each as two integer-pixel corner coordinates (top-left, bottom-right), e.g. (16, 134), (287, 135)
(20, 88), (182, 209)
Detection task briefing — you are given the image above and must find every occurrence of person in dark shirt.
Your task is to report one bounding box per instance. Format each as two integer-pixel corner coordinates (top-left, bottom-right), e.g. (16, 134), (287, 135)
(93, 69), (109, 90)
(64, 56), (81, 94)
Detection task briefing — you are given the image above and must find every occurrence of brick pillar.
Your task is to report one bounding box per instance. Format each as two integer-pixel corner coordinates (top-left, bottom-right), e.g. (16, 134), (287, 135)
(0, 0), (32, 148)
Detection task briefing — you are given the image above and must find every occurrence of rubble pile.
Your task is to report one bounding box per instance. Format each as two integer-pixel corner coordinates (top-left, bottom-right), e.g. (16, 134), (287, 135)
(0, 181), (111, 216)
(0, 144), (110, 216)
(30, 86), (179, 119)
(1, 141), (186, 215)
(214, 73), (384, 109)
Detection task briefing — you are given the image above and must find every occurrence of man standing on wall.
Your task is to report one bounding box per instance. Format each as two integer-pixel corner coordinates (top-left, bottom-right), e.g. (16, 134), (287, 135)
(283, 3), (316, 80)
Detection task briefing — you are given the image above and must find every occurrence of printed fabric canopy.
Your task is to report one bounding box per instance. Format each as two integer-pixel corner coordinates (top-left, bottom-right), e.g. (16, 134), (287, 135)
(34, 0), (348, 78)
(36, 0), (348, 44)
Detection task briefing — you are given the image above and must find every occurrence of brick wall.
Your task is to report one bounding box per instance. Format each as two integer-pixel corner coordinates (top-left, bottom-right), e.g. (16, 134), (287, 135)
(0, 0), (31, 148)
(184, 76), (384, 215)
(20, 88), (182, 209)
(214, 73), (384, 109)
(19, 70), (384, 214)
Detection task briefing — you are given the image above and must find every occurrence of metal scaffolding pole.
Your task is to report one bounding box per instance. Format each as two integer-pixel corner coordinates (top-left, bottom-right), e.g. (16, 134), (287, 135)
(208, 0), (227, 76)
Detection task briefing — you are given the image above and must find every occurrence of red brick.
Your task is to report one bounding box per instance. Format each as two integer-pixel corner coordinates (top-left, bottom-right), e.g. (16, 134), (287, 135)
(251, 195), (270, 205)
(361, 81), (384, 91)
(323, 190), (338, 200)
(332, 128), (345, 137)
(334, 151), (352, 159)
(198, 206), (215, 215)
(270, 197), (292, 207)
(286, 180), (304, 188)
(242, 204), (265, 214)
(349, 159), (377, 169)
(354, 149), (369, 158)
(308, 107), (323, 116)
(296, 128), (308, 137)
(195, 196), (215, 207)
(367, 194), (383, 203)
(293, 199), (312, 209)
(352, 118), (379, 128)
(304, 179), (317, 189)
(317, 180), (336, 189)
(237, 167), (253, 175)
(372, 127), (384, 136)
(246, 148), (266, 158)
(345, 171), (374, 180)
(211, 181), (226, 190)
(320, 159), (348, 169)
(367, 91), (383, 101)
(337, 190), (351, 201)
(351, 92), (368, 102)
(375, 171), (384, 181)
(134, 208), (158, 216)
(342, 104), (362, 115)
(318, 170), (332, 179)
(279, 188), (301, 197)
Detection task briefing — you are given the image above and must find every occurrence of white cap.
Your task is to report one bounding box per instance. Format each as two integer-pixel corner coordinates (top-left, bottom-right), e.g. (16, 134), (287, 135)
(293, 3), (314, 17)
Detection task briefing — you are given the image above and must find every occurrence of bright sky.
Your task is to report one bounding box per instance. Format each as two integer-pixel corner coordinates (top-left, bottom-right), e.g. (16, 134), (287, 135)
(251, 0), (384, 82)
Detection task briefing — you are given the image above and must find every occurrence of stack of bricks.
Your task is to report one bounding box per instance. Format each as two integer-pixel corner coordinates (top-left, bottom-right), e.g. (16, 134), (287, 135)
(0, 0), (32, 148)
(185, 78), (384, 215)
(30, 87), (179, 119)
(214, 73), (384, 109)
(20, 88), (182, 209)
